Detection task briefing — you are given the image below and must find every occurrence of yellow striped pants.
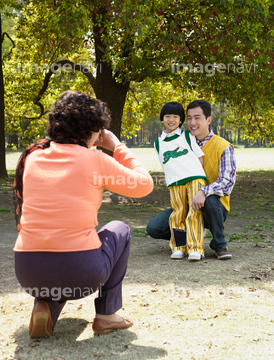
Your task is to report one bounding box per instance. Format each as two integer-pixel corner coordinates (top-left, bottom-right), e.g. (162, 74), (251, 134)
(169, 179), (205, 255)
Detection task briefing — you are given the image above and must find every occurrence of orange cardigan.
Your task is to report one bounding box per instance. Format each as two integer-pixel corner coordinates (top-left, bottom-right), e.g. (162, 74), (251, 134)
(14, 143), (153, 252)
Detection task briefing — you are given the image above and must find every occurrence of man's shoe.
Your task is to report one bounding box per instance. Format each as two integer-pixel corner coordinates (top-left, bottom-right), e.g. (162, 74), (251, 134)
(29, 300), (53, 338)
(215, 248), (232, 260)
(170, 250), (184, 259)
(188, 251), (203, 261)
(92, 317), (133, 335)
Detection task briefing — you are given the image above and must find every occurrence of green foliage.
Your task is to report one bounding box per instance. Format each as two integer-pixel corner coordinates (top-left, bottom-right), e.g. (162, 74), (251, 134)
(2, 0), (274, 144)
(168, 0), (274, 144)
(122, 78), (207, 137)
(1, 12), (16, 57)
(4, 49), (94, 144)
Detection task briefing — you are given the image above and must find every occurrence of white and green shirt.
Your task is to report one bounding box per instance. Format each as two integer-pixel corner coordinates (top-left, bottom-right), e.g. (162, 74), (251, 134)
(155, 128), (206, 187)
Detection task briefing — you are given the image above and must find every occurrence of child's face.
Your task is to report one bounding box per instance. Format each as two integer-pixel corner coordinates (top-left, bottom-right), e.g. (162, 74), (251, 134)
(162, 114), (182, 133)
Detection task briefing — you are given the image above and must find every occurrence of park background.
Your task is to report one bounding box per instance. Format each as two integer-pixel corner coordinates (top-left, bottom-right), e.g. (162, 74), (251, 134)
(1, 0), (274, 179)
(0, 1), (274, 359)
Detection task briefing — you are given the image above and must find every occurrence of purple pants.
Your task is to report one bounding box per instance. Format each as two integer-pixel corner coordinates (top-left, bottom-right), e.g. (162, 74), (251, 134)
(15, 221), (130, 328)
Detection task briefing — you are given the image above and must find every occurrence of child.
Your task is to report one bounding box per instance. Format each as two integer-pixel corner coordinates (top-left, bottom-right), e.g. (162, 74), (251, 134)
(154, 101), (206, 261)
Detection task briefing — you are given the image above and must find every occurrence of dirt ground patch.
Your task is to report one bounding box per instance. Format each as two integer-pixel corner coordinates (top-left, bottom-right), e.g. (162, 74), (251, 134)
(0, 171), (273, 360)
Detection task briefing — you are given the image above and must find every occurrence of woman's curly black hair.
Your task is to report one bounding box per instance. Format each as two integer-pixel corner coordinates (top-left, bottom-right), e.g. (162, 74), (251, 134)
(48, 91), (111, 141)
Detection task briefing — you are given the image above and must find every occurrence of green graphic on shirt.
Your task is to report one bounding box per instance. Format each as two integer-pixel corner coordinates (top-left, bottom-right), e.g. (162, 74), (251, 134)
(163, 147), (188, 164)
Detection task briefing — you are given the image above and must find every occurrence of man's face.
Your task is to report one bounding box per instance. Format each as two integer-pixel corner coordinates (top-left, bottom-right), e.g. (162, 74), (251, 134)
(186, 106), (211, 141)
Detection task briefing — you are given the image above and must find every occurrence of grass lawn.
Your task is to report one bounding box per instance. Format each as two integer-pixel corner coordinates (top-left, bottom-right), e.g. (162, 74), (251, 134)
(130, 147), (274, 172)
(5, 147), (274, 172)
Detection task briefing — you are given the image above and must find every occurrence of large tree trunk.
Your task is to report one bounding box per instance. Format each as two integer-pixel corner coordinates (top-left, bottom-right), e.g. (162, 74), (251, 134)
(93, 60), (130, 138)
(92, 11), (130, 140)
(27, 6), (131, 153)
(0, 13), (8, 178)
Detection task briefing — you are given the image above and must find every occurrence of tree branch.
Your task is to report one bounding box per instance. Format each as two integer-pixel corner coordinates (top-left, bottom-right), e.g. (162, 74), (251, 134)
(1, 32), (15, 59)
(25, 60), (96, 120)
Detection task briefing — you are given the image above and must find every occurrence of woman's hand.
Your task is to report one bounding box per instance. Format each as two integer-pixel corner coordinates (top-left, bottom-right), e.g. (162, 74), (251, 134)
(94, 129), (121, 152)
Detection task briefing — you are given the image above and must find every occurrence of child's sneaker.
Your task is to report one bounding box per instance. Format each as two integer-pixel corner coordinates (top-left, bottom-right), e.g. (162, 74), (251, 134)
(188, 251), (203, 261)
(170, 250), (184, 259)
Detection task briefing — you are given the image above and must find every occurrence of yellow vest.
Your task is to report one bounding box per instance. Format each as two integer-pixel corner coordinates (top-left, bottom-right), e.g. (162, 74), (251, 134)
(202, 135), (233, 212)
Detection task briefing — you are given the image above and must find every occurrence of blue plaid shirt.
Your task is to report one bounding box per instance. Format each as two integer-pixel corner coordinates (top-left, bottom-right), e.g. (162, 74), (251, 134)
(196, 131), (236, 197)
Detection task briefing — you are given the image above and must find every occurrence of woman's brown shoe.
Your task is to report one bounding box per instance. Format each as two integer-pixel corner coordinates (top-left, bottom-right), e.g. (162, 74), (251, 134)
(92, 317), (133, 335)
(29, 300), (53, 338)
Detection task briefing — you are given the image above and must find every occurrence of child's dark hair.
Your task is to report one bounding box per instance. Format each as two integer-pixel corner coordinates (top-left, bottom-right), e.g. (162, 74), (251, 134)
(160, 102), (185, 127)
(187, 100), (211, 118)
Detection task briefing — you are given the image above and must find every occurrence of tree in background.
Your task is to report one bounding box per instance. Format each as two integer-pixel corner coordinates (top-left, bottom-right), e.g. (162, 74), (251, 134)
(121, 78), (207, 144)
(0, 11), (7, 177)
(1, 0), (274, 177)
(168, 1), (274, 144)
(0, 1), (20, 177)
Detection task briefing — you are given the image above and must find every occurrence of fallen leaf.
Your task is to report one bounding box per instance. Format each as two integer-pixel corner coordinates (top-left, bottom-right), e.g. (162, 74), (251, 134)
(248, 275), (261, 280)
(140, 303), (149, 307)
(91, 352), (102, 357)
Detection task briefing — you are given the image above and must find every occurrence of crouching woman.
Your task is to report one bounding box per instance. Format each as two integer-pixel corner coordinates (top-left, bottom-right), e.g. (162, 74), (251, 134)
(13, 91), (153, 337)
